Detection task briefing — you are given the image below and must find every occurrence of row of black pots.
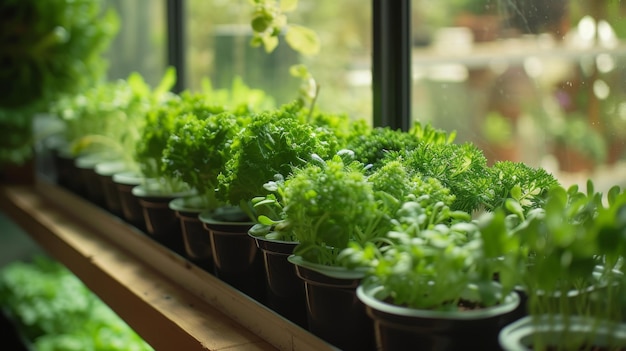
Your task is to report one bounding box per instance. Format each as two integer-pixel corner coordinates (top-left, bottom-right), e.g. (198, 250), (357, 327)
(52, 151), (375, 349)
(52, 151), (528, 351)
(52, 152), (295, 314)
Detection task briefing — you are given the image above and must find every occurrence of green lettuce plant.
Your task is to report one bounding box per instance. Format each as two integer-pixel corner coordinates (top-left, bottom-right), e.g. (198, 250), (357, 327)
(134, 90), (227, 191)
(54, 68), (176, 169)
(216, 101), (341, 220)
(161, 111), (247, 209)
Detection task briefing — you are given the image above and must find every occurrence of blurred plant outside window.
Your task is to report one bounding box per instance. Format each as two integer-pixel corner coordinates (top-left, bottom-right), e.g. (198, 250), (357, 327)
(411, 0), (626, 191)
(103, 0), (167, 87)
(186, 0), (372, 123)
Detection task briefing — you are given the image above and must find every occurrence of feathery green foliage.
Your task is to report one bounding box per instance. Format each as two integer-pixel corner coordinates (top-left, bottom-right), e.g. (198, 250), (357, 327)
(399, 141), (492, 213)
(486, 160), (560, 213)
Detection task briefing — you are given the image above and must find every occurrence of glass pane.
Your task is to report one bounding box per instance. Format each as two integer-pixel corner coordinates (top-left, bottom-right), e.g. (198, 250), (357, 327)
(186, 0), (372, 122)
(412, 0), (626, 190)
(103, 0), (167, 87)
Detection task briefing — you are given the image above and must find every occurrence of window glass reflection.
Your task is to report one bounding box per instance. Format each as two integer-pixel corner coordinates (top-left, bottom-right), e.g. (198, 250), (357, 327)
(186, 0), (372, 122)
(412, 0), (626, 189)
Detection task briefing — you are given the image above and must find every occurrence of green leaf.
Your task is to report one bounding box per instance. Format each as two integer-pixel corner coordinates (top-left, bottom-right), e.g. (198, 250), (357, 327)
(289, 64), (311, 79)
(285, 25), (320, 56)
(154, 66), (177, 98)
(280, 0), (298, 12)
(258, 215), (278, 225)
(510, 185), (522, 201)
(505, 198), (524, 220)
(251, 14), (272, 33)
(262, 35), (279, 53)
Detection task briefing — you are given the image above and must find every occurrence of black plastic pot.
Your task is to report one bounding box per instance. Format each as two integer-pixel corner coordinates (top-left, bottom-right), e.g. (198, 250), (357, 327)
(52, 146), (81, 194)
(289, 255), (375, 351)
(94, 161), (128, 217)
(252, 235), (307, 328)
(112, 171), (146, 231)
(499, 315), (626, 351)
(169, 196), (214, 272)
(75, 153), (114, 206)
(132, 184), (192, 256)
(199, 208), (266, 304)
(357, 282), (521, 351)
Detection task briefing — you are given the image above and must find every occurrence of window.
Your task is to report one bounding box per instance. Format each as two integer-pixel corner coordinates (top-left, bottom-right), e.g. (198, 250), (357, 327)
(185, 0), (372, 122)
(104, 0), (626, 188)
(103, 0), (167, 87)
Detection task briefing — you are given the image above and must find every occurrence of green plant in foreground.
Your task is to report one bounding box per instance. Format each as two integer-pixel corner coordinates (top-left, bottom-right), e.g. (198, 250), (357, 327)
(0, 256), (152, 351)
(479, 181), (626, 350)
(341, 197), (511, 310)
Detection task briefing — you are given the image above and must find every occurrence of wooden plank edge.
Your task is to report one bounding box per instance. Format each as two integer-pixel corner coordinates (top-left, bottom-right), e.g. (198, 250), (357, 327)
(1, 180), (338, 351)
(0, 183), (274, 351)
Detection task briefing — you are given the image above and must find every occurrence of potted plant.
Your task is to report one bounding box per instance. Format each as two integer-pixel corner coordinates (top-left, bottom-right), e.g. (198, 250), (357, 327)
(68, 70), (174, 206)
(338, 162), (521, 351)
(130, 91), (206, 253)
(241, 107), (354, 325)
(330, 128), (563, 350)
(202, 101), (340, 303)
(163, 109), (248, 271)
(246, 174), (308, 327)
(160, 77), (276, 269)
(496, 182), (626, 350)
(276, 152), (380, 351)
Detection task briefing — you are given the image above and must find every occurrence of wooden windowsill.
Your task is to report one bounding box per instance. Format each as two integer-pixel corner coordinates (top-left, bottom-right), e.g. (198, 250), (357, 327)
(0, 179), (336, 351)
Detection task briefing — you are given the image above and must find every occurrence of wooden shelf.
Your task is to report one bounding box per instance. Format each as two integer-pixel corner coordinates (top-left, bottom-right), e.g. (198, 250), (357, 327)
(0, 179), (336, 351)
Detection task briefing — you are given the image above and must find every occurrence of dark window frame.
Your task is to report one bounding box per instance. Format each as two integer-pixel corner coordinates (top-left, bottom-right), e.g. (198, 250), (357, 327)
(166, 0), (412, 128)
